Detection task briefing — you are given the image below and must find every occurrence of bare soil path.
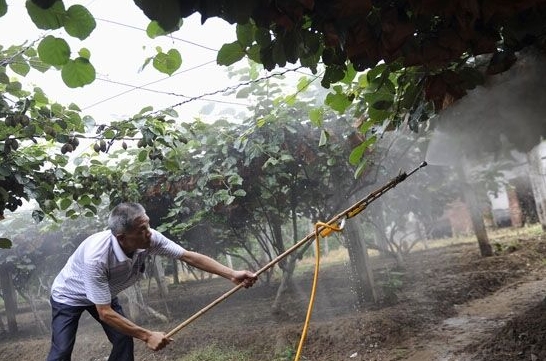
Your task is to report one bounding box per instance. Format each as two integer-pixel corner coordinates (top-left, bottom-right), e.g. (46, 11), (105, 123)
(403, 270), (546, 361)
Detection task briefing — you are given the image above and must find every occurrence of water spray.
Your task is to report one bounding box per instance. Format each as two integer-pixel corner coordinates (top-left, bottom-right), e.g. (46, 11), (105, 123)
(165, 161), (428, 355)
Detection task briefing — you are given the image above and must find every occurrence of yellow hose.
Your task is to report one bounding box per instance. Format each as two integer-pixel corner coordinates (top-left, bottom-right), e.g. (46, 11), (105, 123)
(294, 221), (343, 361)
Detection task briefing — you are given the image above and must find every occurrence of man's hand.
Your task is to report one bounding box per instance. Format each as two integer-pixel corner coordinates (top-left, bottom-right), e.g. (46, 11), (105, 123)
(95, 304), (173, 351)
(232, 270), (257, 288)
(145, 331), (172, 351)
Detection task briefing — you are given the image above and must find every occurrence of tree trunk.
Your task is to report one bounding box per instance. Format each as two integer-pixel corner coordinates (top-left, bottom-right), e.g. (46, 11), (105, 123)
(527, 144), (546, 230)
(456, 162), (493, 257)
(17, 289), (48, 334)
(121, 286), (140, 321)
(149, 256), (169, 297)
(371, 199), (390, 254)
(225, 254), (233, 269)
(120, 284), (168, 323)
(171, 259), (180, 285)
(271, 254), (297, 316)
(345, 220), (377, 306)
(0, 267), (18, 333)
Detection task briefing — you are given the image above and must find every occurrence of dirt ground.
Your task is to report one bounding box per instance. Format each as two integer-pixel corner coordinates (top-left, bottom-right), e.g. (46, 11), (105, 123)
(2, 226), (546, 361)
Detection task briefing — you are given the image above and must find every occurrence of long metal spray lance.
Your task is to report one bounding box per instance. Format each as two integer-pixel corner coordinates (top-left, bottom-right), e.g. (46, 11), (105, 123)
(165, 161), (428, 338)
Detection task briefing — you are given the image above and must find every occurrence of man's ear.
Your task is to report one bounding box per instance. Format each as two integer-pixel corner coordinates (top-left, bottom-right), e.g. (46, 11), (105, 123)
(116, 233), (126, 243)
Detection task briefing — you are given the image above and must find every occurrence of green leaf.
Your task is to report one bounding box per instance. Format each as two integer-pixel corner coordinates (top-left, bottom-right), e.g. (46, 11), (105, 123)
(0, 72), (9, 84)
(357, 73), (368, 88)
(0, 238), (11, 249)
(321, 65), (346, 88)
(33, 87), (49, 104)
(236, 23), (254, 47)
(217, 42), (245, 66)
(153, 48), (182, 75)
(319, 129), (329, 146)
(366, 63), (388, 83)
(371, 99), (393, 110)
(138, 149), (147, 162)
(26, 0), (65, 30)
(29, 58), (51, 72)
(64, 5), (96, 40)
(78, 48), (91, 60)
(24, 47), (37, 57)
(61, 57), (96, 88)
(146, 21), (168, 38)
(0, 0), (7, 17)
(221, 195), (234, 205)
(78, 194), (91, 206)
(367, 107), (389, 123)
(359, 119), (375, 134)
(399, 82), (419, 109)
(38, 36), (70, 66)
(309, 108), (323, 127)
(60, 197), (72, 210)
(255, 27), (271, 46)
(6, 80), (23, 95)
(325, 92), (352, 113)
(246, 44), (261, 63)
(297, 77), (311, 92)
(349, 135), (376, 165)
(340, 63), (357, 84)
(354, 159), (368, 178)
(272, 40), (286, 67)
(9, 57), (31, 76)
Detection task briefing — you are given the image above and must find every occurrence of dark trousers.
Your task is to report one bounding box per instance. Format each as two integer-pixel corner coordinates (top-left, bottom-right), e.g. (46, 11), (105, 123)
(46, 297), (134, 361)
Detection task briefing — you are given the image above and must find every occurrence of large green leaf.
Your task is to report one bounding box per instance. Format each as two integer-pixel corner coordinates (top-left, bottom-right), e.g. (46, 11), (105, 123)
(9, 55), (31, 76)
(64, 5), (96, 40)
(26, 0), (65, 30)
(271, 40), (286, 67)
(325, 87), (352, 113)
(61, 57), (96, 88)
(153, 48), (182, 76)
(236, 23), (254, 47)
(217, 42), (245, 66)
(0, 0), (7, 17)
(37, 35), (70, 66)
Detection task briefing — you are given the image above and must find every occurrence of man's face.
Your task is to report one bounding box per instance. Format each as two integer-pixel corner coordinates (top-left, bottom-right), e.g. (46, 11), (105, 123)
(121, 214), (152, 251)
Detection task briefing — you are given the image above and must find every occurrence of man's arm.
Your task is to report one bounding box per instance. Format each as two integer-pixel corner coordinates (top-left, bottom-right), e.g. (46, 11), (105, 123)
(95, 304), (171, 351)
(180, 250), (257, 287)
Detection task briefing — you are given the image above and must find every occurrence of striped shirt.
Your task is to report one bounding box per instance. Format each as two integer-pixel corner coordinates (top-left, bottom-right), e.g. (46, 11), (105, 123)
(51, 229), (185, 306)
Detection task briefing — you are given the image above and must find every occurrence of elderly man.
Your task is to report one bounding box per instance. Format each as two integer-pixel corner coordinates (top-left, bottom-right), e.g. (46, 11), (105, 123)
(46, 202), (257, 361)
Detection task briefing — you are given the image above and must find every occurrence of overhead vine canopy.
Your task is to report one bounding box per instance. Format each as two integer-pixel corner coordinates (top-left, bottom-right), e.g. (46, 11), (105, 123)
(133, 0), (546, 104)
